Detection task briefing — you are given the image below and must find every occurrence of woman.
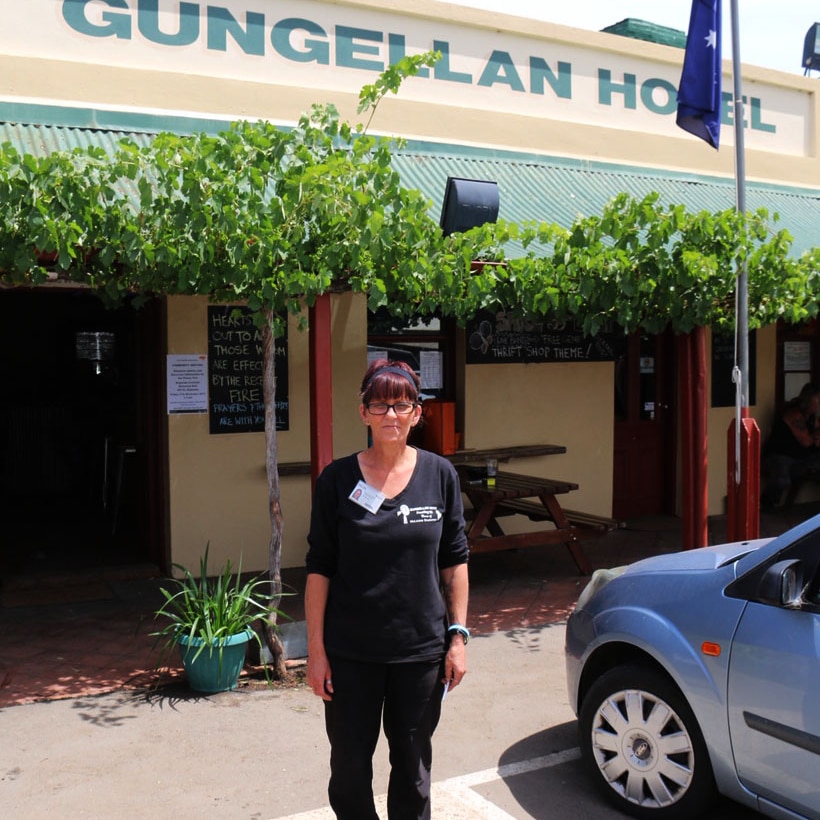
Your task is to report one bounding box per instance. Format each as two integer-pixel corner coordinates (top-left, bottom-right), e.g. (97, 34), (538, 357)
(305, 359), (469, 820)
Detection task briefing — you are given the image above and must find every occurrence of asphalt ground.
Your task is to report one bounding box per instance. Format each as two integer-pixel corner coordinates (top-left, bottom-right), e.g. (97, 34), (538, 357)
(0, 624), (763, 820)
(3, 507), (813, 818)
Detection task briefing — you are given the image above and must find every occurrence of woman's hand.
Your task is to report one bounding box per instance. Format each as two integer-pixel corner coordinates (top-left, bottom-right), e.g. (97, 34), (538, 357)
(307, 650), (334, 701)
(443, 635), (467, 691)
(440, 563), (469, 691)
(304, 573), (333, 700)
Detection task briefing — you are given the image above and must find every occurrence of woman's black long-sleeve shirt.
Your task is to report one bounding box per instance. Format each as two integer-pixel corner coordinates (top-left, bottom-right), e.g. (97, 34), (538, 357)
(305, 448), (468, 663)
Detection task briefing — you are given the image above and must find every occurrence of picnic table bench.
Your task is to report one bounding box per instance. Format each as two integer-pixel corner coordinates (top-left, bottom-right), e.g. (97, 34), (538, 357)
(456, 468), (622, 575)
(487, 497), (623, 533)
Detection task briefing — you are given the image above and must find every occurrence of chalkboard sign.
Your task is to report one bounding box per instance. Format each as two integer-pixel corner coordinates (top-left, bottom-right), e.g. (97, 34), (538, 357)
(465, 309), (620, 364)
(207, 306), (289, 434)
(711, 331), (756, 407)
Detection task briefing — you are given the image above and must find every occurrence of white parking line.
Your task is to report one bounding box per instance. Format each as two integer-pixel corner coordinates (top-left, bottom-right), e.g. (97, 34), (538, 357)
(276, 747), (581, 819)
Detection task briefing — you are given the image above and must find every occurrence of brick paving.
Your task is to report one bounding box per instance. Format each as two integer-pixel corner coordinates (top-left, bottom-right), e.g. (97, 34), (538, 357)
(1, 506), (815, 709)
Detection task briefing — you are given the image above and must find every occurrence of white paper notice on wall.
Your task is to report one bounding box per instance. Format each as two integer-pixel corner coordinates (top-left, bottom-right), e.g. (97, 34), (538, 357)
(420, 350), (443, 390)
(783, 341), (811, 372)
(167, 354), (209, 414)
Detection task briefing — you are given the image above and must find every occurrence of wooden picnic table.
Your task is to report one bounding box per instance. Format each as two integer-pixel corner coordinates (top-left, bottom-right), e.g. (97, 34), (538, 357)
(445, 444), (567, 464)
(277, 444), (567, 476)
(457, 468), (620, 575)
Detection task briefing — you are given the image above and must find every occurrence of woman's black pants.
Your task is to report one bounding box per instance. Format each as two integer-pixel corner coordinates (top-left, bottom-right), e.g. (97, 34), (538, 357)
(324, 656), (444, 820)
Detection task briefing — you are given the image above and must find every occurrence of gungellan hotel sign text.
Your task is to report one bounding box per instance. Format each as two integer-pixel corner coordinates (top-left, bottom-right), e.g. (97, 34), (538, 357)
(28, 2), (805, 150)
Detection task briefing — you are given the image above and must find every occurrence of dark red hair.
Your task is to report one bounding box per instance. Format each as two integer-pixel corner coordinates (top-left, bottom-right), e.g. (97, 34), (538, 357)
(360, 360), (420, 404)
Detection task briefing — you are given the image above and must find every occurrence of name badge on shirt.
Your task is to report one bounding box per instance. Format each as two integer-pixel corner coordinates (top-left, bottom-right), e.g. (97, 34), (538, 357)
(349, 480), (385, 514)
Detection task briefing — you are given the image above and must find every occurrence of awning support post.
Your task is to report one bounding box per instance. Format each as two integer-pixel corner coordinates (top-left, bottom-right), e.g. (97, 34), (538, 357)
(309, 294), (334, 489)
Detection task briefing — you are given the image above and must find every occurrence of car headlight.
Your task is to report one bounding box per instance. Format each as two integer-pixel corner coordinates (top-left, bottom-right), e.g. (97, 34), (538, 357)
(574, 566), (627, 611)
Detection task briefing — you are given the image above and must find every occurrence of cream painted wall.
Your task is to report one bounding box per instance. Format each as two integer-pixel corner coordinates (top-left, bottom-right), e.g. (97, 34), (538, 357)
(461, 324), (781, 522)
(3, 0), (819, 188)
(166, 294), (615, 571)
(464, 361), (614, 518)
(166, 293), (368, 573)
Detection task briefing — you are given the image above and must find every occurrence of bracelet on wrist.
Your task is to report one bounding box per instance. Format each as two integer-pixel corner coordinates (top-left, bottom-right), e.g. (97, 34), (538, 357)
(447, 624), (470, 645)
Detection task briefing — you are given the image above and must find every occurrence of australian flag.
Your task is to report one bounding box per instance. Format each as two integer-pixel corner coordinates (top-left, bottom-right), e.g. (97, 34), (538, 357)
(676, 0), (722, 149)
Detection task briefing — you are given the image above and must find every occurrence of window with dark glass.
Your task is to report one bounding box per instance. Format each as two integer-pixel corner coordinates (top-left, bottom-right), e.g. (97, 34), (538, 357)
(366, 308), (455, 401)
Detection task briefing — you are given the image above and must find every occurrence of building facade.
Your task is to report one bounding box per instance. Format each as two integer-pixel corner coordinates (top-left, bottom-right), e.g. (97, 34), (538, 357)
(1, 0), (819, 576)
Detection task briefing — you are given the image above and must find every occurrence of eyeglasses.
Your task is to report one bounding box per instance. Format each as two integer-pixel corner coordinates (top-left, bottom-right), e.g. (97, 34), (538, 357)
(366, 401), (417, 415)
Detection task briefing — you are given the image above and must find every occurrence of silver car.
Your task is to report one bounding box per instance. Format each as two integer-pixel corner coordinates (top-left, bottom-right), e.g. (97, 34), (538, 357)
(565, 514), (820, 820)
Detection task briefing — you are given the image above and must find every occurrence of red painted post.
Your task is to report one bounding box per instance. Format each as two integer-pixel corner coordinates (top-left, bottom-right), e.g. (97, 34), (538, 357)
(679, 329), (709, 548)
(309, 294), (334, 489)
(726, 409), (760, 542)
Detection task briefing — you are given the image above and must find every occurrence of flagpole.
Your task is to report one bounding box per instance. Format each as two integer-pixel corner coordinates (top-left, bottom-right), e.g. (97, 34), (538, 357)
(730, 0), (748, 416)
(676, 0), (758, 539)
(726, 0), (760, 540)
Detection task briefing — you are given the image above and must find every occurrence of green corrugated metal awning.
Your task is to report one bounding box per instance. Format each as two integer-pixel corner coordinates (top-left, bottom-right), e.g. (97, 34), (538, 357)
(0, 121), (154, 155)
(392, 145), (820, 257)
(3, 121), (819, 258)
(0, 121), (154, 208)
(601, 18), (687, 49)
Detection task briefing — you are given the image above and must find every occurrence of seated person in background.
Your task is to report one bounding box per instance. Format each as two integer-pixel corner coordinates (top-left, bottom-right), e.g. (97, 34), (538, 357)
(761, 382), (820, 509)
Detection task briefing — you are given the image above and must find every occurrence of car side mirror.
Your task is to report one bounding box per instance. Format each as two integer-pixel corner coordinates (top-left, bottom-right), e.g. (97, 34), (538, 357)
(758, 559), (804, 607)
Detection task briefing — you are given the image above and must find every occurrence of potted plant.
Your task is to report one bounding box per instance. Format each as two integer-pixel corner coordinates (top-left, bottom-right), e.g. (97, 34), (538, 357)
(152, 546), (281, 693)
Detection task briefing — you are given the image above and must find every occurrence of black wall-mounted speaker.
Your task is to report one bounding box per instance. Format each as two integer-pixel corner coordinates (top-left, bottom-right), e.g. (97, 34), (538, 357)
(439, 177), (499, 236)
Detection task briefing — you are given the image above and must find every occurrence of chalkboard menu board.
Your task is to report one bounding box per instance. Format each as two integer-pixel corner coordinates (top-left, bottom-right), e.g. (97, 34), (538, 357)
(465, 309), (620, 364)
(207, 306), (289, 434)
(711, 331), (756, 407)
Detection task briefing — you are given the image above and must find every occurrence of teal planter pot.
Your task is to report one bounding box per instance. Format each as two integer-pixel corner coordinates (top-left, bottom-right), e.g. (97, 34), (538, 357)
(177, 629), (252, 693)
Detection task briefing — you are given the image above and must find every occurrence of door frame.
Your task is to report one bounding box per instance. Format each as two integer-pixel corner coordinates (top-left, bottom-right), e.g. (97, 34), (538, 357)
(138, 296), (171, 572)
(613, 329), (677, 518)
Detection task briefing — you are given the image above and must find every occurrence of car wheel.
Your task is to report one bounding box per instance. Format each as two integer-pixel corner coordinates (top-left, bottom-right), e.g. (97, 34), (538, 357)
(578, 664), (716, 819)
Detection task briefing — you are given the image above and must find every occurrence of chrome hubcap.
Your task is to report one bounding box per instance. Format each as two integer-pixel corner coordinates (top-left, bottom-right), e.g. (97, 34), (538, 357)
(591, 688), (695, 808)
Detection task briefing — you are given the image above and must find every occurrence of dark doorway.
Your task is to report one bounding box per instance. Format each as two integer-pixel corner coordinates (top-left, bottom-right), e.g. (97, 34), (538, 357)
(613, 330), (677, 519)
(0, 287), (165, 578)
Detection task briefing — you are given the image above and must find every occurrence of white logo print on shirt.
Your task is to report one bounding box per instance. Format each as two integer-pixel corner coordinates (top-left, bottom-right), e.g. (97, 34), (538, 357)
(397, 504), (443, 525)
